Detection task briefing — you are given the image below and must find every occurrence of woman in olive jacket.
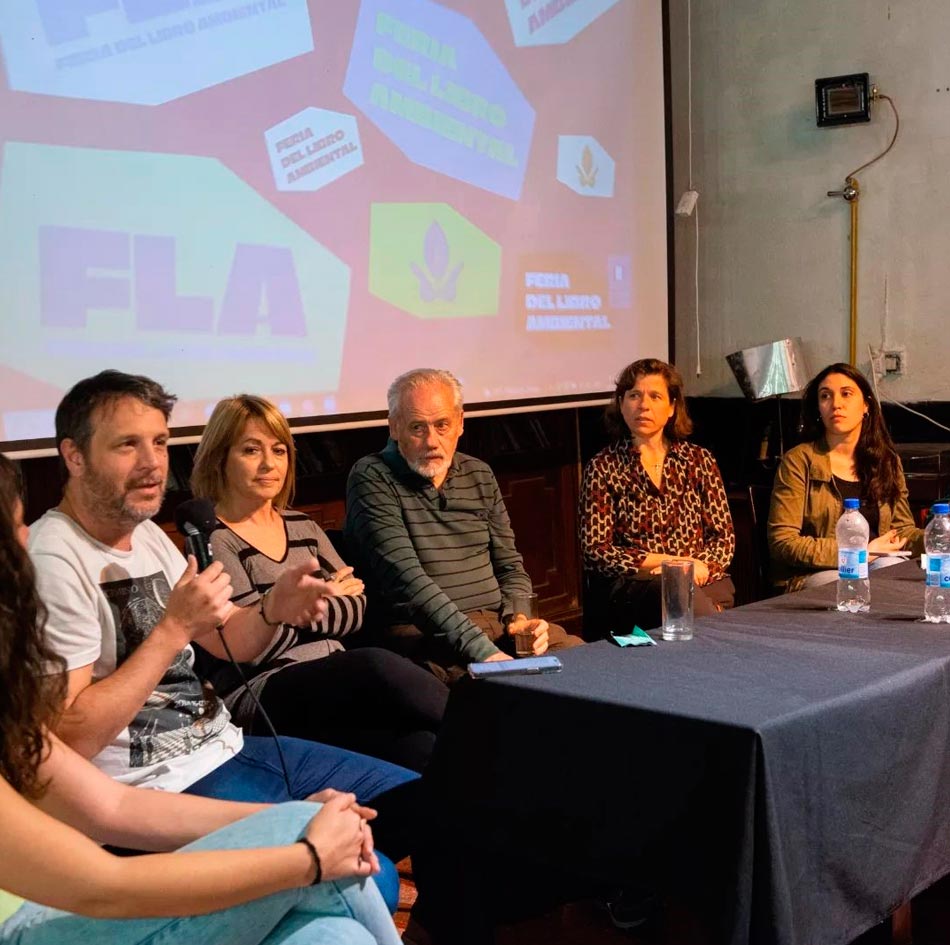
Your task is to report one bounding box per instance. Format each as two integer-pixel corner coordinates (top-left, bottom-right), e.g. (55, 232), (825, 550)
(768, 362), (922, 592)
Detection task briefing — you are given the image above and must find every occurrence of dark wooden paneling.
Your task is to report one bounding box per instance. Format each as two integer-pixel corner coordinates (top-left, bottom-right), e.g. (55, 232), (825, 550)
(496, 464), (581, 629)
(21, 455), (62, 526)
(726, 490), (756, 607)
(18, 399), (950, 627)
(33, 409), (586, 632)
(295, 499), (347, 533)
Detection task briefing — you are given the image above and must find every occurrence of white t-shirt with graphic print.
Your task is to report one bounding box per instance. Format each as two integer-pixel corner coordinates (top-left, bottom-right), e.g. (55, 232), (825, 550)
(29, 511), (243, 792)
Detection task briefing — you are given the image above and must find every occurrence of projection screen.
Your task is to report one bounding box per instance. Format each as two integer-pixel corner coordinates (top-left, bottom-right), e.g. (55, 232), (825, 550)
(0, 0), (669, 454)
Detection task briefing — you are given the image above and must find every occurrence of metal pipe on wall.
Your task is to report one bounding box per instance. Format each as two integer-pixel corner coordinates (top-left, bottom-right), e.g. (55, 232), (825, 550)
(827, 176), (861, 366)
(848, 177), (860, 366)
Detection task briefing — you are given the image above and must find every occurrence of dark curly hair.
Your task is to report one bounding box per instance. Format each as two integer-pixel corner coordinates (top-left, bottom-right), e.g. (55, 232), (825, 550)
(0, 454), (66, 798)
(800, 362), (902, 508)
(604, 358), (694, 441)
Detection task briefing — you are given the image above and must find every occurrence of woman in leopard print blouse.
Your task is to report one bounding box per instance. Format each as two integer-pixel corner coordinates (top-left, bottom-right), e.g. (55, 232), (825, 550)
(580, 358), (735, 634)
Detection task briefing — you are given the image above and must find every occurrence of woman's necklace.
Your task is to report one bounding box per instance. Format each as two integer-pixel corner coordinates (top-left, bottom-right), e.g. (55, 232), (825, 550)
(640, 445), (667, 478)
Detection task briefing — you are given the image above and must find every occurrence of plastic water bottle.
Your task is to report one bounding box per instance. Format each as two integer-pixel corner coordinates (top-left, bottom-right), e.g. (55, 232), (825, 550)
(924, 503), (950, 623)
(836, 497), (870, 613)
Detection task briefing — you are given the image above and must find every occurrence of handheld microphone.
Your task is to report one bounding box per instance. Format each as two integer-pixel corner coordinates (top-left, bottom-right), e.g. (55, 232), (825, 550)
(173, 498), (217, 572)
(173, 497), (293, 793)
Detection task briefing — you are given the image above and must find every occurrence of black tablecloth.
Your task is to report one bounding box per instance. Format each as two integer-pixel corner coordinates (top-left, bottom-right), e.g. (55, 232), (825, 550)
(424, 563), (950, 945)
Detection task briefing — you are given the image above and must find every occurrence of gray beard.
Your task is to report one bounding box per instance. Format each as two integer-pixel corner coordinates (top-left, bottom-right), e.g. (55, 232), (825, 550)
(407, 457), (448, 482)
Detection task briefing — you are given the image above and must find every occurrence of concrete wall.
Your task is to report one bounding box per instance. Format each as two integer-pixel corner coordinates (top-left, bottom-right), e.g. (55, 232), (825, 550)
(668, 0), (950, 400)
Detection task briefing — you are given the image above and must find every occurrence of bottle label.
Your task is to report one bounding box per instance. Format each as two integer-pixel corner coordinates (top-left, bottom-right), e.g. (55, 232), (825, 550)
(838, 548), (868, 580)
(926, 554), (950, 588)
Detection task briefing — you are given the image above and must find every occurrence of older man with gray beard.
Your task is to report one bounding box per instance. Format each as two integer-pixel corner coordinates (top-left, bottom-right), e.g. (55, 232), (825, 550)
(344, 368), (582, 685)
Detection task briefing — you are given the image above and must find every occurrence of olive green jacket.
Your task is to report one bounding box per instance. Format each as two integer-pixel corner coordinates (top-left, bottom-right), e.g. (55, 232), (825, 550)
(767, 439), (923, 589)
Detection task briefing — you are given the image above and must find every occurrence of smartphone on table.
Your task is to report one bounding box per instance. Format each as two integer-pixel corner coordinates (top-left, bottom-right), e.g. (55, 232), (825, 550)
(468, 655), (563, 679)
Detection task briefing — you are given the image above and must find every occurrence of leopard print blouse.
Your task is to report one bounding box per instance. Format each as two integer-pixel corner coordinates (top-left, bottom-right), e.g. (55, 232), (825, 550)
(580, 438), (735, 581)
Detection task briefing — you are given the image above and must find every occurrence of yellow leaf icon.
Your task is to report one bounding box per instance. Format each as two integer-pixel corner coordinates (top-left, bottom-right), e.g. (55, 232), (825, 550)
(577, 145), (598, 187)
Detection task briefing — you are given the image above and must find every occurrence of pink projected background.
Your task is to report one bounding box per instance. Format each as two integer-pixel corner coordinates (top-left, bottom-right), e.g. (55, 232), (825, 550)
(0, 0), (667, 447)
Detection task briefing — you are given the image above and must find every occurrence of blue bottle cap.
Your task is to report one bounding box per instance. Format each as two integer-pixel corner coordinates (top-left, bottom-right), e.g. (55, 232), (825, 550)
(843, 498), (860, 510)
(934, 503), (950, 515)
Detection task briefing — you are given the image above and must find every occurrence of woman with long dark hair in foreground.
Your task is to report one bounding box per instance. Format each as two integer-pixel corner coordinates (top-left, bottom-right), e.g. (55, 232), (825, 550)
(0, 453), (400, 945)
(768, 362), (923, 592)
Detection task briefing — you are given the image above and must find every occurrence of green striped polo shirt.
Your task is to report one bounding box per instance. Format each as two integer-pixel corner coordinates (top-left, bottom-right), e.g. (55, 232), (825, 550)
(344, 439), (532, 663)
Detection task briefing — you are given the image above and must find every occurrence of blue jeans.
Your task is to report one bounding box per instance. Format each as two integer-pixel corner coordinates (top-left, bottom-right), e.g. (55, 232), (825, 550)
(183, 736), (419, 912)
(0, 803), (402, 945)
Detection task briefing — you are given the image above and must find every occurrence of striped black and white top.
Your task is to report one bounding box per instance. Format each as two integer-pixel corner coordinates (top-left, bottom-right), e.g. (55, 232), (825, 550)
(199, 510), (365, 723)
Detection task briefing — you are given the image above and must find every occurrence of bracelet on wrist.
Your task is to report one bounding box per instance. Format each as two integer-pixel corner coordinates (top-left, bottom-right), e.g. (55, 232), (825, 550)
(259, 587), (281, 628)
(297, 837), (322, 885)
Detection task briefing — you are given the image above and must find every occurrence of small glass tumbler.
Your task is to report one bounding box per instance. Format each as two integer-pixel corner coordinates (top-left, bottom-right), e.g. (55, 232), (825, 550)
(661, 559), (695, 642)
(509, 592), (539, 657)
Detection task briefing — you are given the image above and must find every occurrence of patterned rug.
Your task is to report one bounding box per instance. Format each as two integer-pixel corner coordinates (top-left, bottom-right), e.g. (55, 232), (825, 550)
(394, 857), (417, 935)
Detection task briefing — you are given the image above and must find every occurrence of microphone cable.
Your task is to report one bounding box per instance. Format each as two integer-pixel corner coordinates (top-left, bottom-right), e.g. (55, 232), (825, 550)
(215, 620), (293, 797)
(174, 499), (292, 798)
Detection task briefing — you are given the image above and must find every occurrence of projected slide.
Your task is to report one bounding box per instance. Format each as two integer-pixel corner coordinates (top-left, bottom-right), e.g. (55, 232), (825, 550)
(0, 0), (667, 446)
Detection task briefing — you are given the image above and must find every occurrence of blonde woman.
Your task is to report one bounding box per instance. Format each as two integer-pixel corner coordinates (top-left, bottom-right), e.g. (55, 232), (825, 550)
(191, 396), (448, 774)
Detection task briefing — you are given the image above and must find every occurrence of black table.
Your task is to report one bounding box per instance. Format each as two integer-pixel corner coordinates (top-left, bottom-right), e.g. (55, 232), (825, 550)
(423, 563), (950, 945)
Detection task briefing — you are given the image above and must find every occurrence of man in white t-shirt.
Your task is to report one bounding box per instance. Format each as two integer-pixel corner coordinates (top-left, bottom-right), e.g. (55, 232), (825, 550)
(30, 504), (241, 790)
(29, 370), (418, 873)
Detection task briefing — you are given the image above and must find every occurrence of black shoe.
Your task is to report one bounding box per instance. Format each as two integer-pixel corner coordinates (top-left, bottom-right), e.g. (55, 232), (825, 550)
(401, 916), (434, 945)
(605, 887), (658, 930)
